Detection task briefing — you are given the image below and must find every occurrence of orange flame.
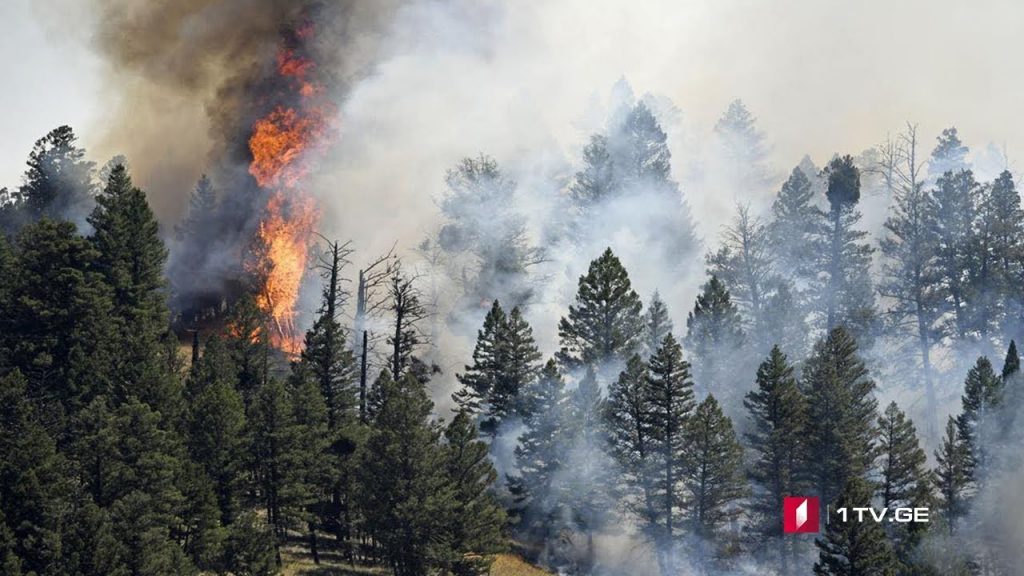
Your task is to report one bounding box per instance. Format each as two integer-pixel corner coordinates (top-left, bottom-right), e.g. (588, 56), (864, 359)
(246, 34), (332, 355)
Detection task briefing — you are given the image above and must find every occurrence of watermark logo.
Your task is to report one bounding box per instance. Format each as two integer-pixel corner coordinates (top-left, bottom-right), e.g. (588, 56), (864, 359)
(783, 496), (820, 534)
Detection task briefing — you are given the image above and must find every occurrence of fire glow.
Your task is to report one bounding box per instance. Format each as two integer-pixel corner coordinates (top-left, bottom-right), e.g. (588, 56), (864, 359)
(246, 28), (332, 354)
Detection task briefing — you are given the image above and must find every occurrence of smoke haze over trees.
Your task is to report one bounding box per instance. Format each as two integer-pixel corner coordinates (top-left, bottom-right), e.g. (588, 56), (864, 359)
(3, 1), (1024, 575)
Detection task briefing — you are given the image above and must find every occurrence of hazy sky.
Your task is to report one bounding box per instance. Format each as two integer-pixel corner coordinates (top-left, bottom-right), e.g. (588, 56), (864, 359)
(1, 0), (1021, 207)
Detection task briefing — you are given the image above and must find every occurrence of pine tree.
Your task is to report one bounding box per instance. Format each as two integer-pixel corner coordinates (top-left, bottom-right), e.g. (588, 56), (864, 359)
(560, 367), (616, 573)
(300, 239), (358, 429)
(875, 402), (933, 570)
(511, 360), (569, 542)
(225, 294), (270, 410)
(605, 354), (657, 540)
(876, 402), (930, 509)
(932, 417), (971, 534)
(684, 276), (745, 400)
(2, 219), (117, 412)
(814, 155), (877, 343)
(88, 164), (176, 415)
(441, 412), (506, 576)
(0, 371), (67, 575)
(223, 511), (278, 576)
(557, 248), (643, 372)
(712, 99), (771, 191)
(287, 368), (330, 565)
(683, 395), (746, 568)
(642, 292), (674, 358)
(455, 302), (545, 433)
(813, 477), (899, 576)
(359, 372), (451, 576)
(956, 356), (1002, 482)
(185, 336), (247, 526)
(743, 346), (806, 572)
(501, 307), (543, 419)
(454, 300), (506, 418)
(707, 205), (778, 349)
(771, 165), (819, 285)
(930, 170), (979, 339)
(802, 328), (879, 505)
(570, 134), (618, 207)
(928, 127), (969, 180)
(878, 170), (943, 442)
(981, 170), (1023, 336)
(439, 155), (543, 307)
(644, 334), (695, 576)
(250, 377), (318, 564)
(19, 125), (95, 223)
(174, 175), (217, 244)
(94, 399), (192, 574)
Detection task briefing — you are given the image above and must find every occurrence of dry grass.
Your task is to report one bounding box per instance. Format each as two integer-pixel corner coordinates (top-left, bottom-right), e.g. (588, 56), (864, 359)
(489, 553), (553, 576)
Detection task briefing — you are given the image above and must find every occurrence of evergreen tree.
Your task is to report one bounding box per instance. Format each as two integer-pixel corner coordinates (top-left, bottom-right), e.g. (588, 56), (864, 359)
(813, 155), (876, 343)
(930, 170), (979, 339)
(90, 399), (193, 574)
(453, 302), (541, 432)
(439, 155), (543, 307)
(570, 134), (618, 208)
(605, 354), (657, 541)
(185, 336), (247, 525)
(644, 334), (695, 576)
(359, 372), (451, 576)
(88, 164), (176, 415)
(932, 417), (971, 534)
(683, 395), (746, 568)
(956, 356), (1002, 482)
(441, 412), (507, 576)
(878, 171), (943, 442)
(300, 239), (358, 429)
(223, 511), (278, 576)
(250, 378), (318, 564)
(928, 127), (969, 180)
(875, 403), (934, 571)
(813, 477), (899, 576)
(557, 248), (643, 372)
(0, 371), (67, 575)
(2, 219), (117, 413)
(876, 402), (929, 510)
(453, 300), (506, 418)
(18, 125), (95, 223)
(642, 292), (674, 358)
(707, 205), (778, 349)
(501, 307), (543, 418)
(981, 170), (1023, 336)
(560, 367), (616, 573)
(225, 294), (270, 410)
(802, 328), (879, 505)
(713, 99), (771, 191)
(174, 175), (217, 245)
(771, 165), (819, 285)
(684, 275), (745, 400)
(743, 346), (806, 572)
(511, 360), (569, 542)
(762, 282), (811, 360)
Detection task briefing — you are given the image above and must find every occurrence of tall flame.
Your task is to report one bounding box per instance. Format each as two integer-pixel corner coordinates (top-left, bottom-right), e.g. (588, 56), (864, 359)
(246, 28), (331, 355)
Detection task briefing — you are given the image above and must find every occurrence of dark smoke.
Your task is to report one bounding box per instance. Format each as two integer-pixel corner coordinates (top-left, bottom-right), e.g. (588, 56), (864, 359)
(83, 0), (408, 320)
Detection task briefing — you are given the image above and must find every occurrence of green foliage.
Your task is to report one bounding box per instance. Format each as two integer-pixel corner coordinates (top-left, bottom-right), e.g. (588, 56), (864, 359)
(685, 275), (745, 399)
(802, 328), (878, 506)
(813, 477), (899, 576)
(19, 126), (95, 223)
(683, 395), (746, 564)
(743, 346), (806, 570)
(557, 248), (643, 371)
(454, 301), (542, 433)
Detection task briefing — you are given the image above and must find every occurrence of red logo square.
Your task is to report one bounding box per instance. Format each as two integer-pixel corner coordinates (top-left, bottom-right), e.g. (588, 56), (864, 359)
(783, 496), (820, 533)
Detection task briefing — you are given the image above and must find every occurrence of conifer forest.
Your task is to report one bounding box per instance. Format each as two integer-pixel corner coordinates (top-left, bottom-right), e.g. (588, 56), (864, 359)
(2, 1), (1024, 575)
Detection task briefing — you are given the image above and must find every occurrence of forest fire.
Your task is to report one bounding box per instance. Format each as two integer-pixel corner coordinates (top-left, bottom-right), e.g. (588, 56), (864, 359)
(246, 26), (332, 354)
